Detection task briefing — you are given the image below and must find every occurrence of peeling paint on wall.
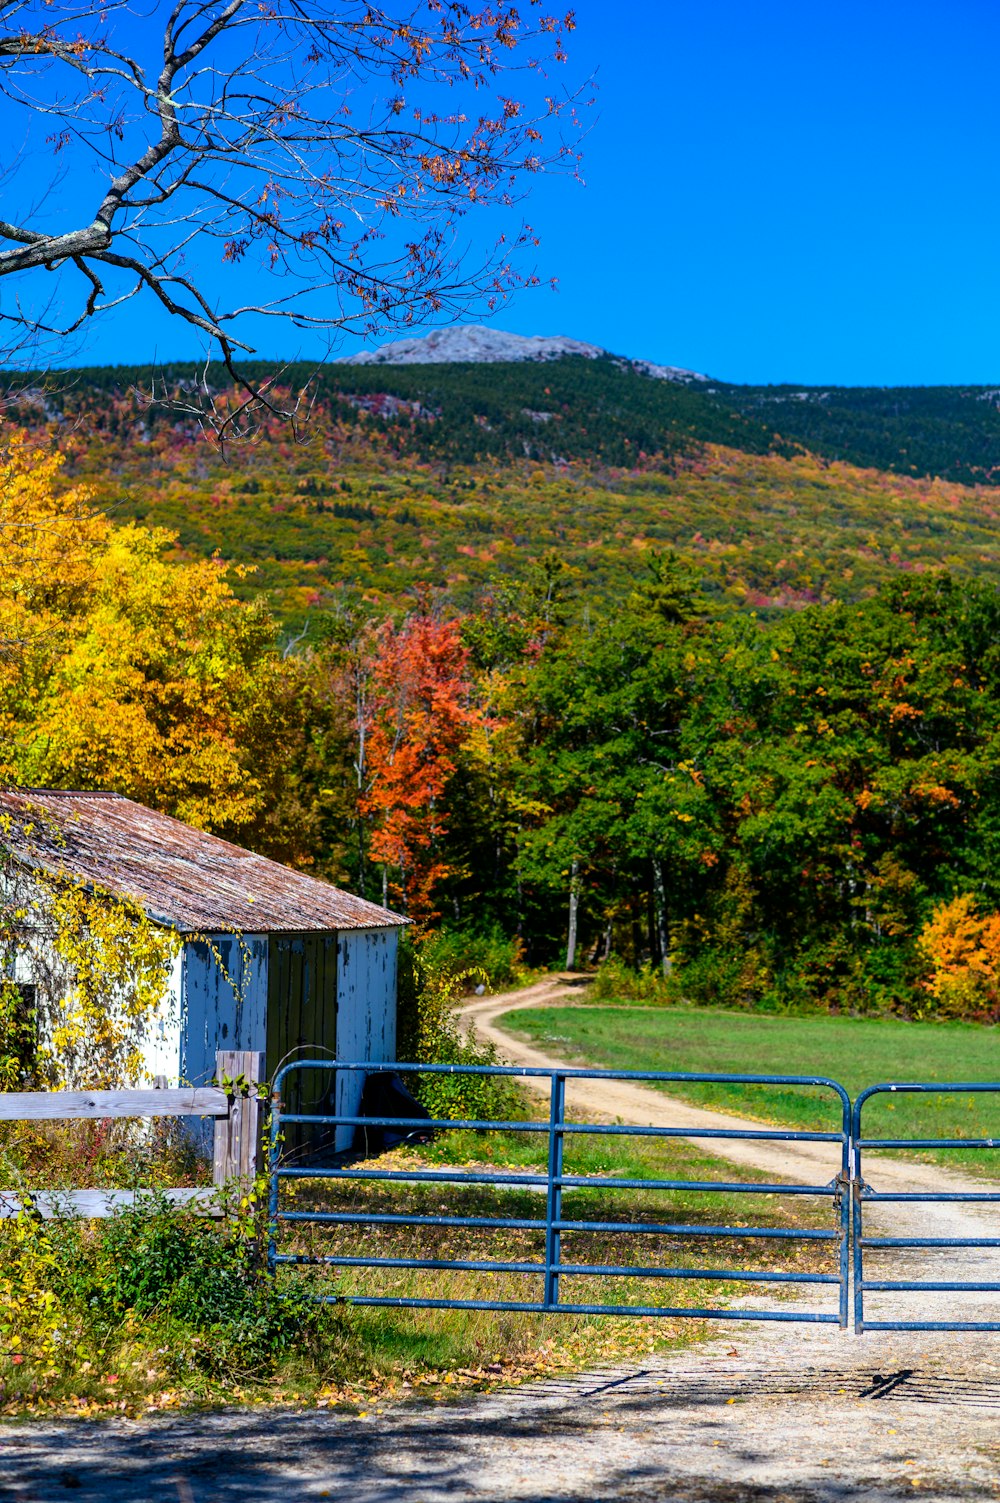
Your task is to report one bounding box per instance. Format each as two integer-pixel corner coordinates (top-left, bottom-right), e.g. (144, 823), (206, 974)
(181, 934), (268, 1088)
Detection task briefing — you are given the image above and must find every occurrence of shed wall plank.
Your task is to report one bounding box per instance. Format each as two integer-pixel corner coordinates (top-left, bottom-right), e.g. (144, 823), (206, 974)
(181, 934), (268, 1087)
(181, 934), (267, 1153)
(335, 927), (399, 1150)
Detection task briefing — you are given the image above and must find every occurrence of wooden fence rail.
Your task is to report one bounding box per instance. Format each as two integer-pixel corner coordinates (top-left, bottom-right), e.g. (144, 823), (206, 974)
(0, 1050), (264, 1220)
(0, 1087), (228, 1121)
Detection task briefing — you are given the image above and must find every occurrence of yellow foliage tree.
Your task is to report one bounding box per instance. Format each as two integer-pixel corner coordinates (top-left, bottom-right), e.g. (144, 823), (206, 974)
(917, 892), (1000, 1020)
(0, 429), (322, 862)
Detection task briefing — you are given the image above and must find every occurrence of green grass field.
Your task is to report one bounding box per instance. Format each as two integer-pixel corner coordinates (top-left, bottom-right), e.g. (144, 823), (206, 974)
(497, 1004), (1000, 1161)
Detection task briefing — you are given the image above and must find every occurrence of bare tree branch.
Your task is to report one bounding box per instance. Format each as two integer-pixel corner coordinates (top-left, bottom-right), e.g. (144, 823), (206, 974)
(0, 0), (584, 437)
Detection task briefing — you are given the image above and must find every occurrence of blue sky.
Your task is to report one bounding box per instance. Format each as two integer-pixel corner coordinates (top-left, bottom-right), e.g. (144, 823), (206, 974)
(6, 0), (1000, 384)
(512, 0), (1000, 385)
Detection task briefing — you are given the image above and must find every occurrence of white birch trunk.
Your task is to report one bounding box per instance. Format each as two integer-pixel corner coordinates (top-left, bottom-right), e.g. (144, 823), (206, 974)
(653, 858), (671, 976)
(566, 859), (580, 971)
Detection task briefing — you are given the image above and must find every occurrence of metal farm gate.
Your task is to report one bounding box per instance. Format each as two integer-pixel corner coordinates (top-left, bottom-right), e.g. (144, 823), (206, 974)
(267, 1062), (1000, 1335)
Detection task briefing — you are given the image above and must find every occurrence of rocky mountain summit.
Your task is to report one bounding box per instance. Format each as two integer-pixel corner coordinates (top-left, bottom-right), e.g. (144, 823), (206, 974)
(340, 324), (707, 382)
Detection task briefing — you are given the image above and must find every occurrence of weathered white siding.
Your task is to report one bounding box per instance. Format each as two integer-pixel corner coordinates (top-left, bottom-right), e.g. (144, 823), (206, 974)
(3, 870), (183, 1088)
(143, 949), (184, 1084)
(180, 934), (268, 1088)
(334, 926), (399, 1149)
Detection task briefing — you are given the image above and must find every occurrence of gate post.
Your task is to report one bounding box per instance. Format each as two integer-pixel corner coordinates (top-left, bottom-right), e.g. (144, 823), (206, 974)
(837, 1096), (854, 1330)
(213, 1049), (265, 1193)
(850, 1094), (864, 1333)
(544, 1072), (566, 1309)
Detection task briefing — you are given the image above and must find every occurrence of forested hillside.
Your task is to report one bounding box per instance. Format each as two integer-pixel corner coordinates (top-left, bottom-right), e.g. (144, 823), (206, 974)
(24, 356), (1000, 482)
(10, 357), (1000, 627)
(717, 383), (1000, 488)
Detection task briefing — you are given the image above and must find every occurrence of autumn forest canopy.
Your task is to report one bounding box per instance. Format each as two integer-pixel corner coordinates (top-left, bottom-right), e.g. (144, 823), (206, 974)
(11, 357), (1000, 626)
(6, 354), (1000, 1022)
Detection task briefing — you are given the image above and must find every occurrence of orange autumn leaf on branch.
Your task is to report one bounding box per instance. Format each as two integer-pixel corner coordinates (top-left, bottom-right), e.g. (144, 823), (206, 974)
(362, 614), (479, 928)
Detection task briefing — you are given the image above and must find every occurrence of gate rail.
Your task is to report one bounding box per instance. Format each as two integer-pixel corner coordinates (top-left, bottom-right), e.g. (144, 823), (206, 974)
(269, 1060), (852, 1327)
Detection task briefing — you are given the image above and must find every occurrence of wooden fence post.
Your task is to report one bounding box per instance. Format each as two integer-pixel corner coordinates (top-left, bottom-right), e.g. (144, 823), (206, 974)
(213, 1050), (265, 1193)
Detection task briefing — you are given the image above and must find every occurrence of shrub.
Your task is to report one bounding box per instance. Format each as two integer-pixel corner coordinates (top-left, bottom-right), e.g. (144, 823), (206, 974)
(396, 936), (519, 1121)
(46, 1195), (319, 1382)
(419, 925), (527, 992)
(589, 957), (672, 1004)
(668, 945), (770, 1011)
(917, 893), (1000, 1021)
(0, 1206), (63, 1381)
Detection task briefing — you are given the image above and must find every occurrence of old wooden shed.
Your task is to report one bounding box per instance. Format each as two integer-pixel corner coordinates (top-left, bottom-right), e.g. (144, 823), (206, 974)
(0, 790), (405, 1130)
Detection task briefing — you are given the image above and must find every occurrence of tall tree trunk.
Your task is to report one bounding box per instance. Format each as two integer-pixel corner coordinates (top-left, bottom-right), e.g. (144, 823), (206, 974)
(354, 665), (369, 899)
(565, 859), (580, 971)
(516, 819), (525, 938)
(647, 884), (658, 965)
(631, 886), (642, 968)
(652, 858), (671, 976)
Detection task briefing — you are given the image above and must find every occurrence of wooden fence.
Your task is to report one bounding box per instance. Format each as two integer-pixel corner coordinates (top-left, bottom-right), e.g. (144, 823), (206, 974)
(0, 1050), (264, 1219)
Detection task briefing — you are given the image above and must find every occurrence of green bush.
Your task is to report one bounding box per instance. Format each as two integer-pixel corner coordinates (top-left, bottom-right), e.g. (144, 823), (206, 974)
(396, 937), (519, 1121)
(419, 925), (527, 992)
(589, 957), (673, 1004)
(666, 944), (770, 1011)
(670, 935), (921, 1019)
(46, 1195), (319, 1380)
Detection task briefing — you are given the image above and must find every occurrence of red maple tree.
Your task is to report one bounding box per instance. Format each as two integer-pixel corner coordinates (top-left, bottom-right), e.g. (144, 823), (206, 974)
(362, 614), (478, 927)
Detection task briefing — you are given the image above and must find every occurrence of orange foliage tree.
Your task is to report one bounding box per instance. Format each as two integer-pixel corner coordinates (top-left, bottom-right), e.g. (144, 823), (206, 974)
(917, 893), (1000, 1020)
(361, 615), (480, 927)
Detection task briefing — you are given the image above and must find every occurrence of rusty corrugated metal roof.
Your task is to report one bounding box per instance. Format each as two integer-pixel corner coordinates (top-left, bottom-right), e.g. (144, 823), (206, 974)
(0, 789), (405, 934)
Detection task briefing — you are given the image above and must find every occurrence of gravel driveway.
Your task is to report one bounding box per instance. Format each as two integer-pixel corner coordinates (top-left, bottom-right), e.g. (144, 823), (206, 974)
(5, 1317), (1000, 1502)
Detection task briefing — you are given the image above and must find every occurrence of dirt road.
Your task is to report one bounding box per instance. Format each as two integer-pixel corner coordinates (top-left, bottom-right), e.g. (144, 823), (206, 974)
(5, 1323), (1000, 1502)
(459, 977), (1000, 1327)
(458, 977), (995, 1201)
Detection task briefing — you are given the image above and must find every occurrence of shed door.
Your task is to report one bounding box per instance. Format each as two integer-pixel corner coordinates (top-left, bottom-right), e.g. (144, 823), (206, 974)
(266, 935), (338, 1131)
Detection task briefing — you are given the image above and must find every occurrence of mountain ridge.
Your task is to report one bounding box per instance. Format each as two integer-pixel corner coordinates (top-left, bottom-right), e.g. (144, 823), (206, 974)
(338, 323), (709, 383)
(8, 350), (1000, 629)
